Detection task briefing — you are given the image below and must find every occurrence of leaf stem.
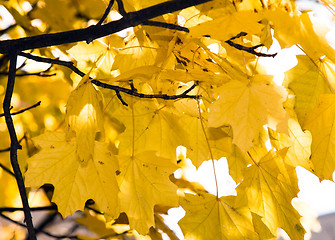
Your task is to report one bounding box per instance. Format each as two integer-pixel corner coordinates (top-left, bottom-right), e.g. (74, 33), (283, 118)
(196, 99), (219, 198)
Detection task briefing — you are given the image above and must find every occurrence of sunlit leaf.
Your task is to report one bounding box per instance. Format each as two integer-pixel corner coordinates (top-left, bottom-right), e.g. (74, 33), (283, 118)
(209, 76), (289, 152)
(25, 132), (119, 218)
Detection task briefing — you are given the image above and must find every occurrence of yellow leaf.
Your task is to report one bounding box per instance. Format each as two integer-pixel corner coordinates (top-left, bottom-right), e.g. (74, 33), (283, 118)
(179, 191), (259, 240)
(182, 114), (211, 168)
(284, 55), (333, 126)
(76, 213), (116, 239)
(66, 79), (104, 163)
(304, 94), (335, 180)
(209, 76), (289, 152)
(190, 11), (264, 42)
(269, 98), (313, 171)
(236, 149), (305, 239)
(29, 0), (77, 31)
(265, 10), (335, 62)
(115, 98), (188, 159)
(112, 29), (158, 73)
(122, 0), (167, 11)
(68, 40), (120, 79)
(25, 132), (119, 218)
(117, 151), (178, 234)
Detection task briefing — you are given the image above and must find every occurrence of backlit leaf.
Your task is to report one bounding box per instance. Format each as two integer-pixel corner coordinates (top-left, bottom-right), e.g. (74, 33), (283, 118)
(25, 132), (119, 218)
(236, 149), (305, 239)
(66, 78), (104, 163)
(117, 151), (178, 234)
(209, 76), (289, 152)
(304, 94), (335, 180)
(179, 191), (259, 240)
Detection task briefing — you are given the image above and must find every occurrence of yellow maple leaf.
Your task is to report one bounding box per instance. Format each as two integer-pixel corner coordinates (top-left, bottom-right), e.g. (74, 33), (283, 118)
(25, 132), (119, 218)
(179, 191), (260, 240)
(66, 79), (104, 163)
(114, 98), (188, 159)
(67, 39), (121, 79)
(112, 29), (159, 73)
(190, 11), (264, 42)
(236, 149), (305, 239)
(269, 97), (313, 171)
(265, 10), (335, 62)
(284, 55), (333, 126)
(304, 94), (335, 180)
(117, 151), (178, 234)
(209, 76), (289, 152)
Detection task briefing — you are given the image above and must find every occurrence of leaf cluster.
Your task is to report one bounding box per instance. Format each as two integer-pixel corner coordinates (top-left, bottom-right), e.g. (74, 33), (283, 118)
(0, 0), (334, 239)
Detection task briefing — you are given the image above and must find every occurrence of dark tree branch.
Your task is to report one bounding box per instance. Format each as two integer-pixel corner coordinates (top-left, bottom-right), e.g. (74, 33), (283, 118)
(0, 65), (55, 77)
(97, 0), (115, 26)
(229, 32), (247, 41)
(0, 101), (41, 117)
(18, 52), (199, 103)
(19, 52), (86, 77)
(0, 24), (17, 35)
(0, 163), (15, 176)
(0, 0), (212, 54)
(0, 205), (57, 213)
(3, 52), (36, 240)
(27, 211), (58, 240)
(92, 80), (199, 100)
(142, 20), (189, 32)
(0, 72), (56, 77)
(115, 90), (128, 106)
(116, 0), (127, 16)
(0, 135), (25, 153)
(0, 213), (78, 239)
(225, 40), (277, 57)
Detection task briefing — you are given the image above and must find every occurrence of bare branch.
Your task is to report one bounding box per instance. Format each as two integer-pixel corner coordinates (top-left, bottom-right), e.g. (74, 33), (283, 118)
(0, 0), (212, 54)
(19, 52), (200, 104)
(0, 101), (41, 117)
(97, 0), (115, 26)
(0, 213), (78, 239)
(0, 163), (15, 176)
(142, 20), (189, 32)
(0, 205), (57, 213)
(0, 135), (26, 154)
(225, 40), (277, 57)
(3, 52), (36, 240)
(92, 80), (199, 100)
(116, 0), (127, 16)
(224, 32), (277, 58)
(18, 52), (85, 77)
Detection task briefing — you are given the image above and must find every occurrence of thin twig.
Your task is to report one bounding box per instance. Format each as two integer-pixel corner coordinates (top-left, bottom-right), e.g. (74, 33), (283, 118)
(18, 52), (200, 103)
(0, 24), (17, 35)
(223, 32), (277, 58)
(225, 40), (277, 57)
(0, 135), (25, 153)
(3, 52), (36, 240)
(0, 163), (15, 176)
(0, 205), (57, 213)
(0, 72), (56, 77)
(97, 0), (115, 26)
(19, 52), (85, 77)
(0, 101), (41, 117)
(0, 213), (78, 239)
(116, 0), (127, 16)
(142, 20), (189, 32)
(92, 80), (199, 100)
(115, 90), (128, 106)
(0, 0), (212, 54)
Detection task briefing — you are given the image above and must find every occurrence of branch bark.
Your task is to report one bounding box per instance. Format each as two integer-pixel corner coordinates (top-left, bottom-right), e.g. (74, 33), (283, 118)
(0, 0), (211, 54)
(2, 52), (37, 240)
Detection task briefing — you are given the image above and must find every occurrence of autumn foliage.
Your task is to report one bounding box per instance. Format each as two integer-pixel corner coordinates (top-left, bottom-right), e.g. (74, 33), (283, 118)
(0, 0), (335, 239)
